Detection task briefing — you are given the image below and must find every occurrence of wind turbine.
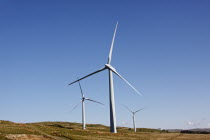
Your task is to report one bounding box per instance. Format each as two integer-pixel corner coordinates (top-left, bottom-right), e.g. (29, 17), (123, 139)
(68, 22), (142, 133)
(123, 105), (144, 132)
(71, 80), (104, 129)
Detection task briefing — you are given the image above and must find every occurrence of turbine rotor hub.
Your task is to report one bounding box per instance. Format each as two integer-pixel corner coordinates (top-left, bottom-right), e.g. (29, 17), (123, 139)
(105, 64), (116, 72)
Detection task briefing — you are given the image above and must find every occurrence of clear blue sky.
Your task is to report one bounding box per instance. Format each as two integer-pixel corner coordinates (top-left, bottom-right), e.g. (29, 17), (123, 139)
(0, 0), (210, 129)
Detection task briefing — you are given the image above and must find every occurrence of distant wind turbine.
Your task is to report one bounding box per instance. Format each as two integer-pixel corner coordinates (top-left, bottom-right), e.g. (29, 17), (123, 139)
(123, 105), (144, 132)
(68, 22), (142, 133)
(71, 80), (104, 129)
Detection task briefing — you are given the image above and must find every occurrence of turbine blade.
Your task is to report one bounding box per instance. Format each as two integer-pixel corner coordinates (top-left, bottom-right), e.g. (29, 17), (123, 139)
(107, 22), (118, 64)
(111, 70), (142, 96)
(85, 98), (104, 105)
(77, 78), (84, 97)
(135, 108), (144, 113)
(123, 104), (133, 113)
(68, 67), (106, 86)
(71, 100), (82, 112)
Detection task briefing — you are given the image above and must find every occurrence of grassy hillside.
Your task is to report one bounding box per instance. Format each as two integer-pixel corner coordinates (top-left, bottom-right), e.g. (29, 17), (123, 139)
(1, 120), (210, 140)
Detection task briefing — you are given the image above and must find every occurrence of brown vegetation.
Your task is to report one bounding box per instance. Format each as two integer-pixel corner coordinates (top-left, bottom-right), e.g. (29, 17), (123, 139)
(1, 120), (210, 140)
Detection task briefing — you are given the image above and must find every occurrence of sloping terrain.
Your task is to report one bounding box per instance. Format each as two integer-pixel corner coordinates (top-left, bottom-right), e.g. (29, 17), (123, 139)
(1, 120), (210, 140)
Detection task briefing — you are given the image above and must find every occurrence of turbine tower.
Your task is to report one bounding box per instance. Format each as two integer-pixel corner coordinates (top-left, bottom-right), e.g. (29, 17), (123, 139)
(68, 22), (142, 133)
(123, 105), (144, 132)
(71, 80), (104, 129)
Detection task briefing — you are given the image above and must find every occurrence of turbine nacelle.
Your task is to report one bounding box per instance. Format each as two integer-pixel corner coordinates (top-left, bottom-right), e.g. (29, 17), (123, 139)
(105, 64), (117, 72)
(123, 105), (144, 115)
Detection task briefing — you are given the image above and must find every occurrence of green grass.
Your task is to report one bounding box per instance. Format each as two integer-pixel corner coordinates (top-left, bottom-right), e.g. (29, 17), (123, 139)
(1, 120), (210, 140)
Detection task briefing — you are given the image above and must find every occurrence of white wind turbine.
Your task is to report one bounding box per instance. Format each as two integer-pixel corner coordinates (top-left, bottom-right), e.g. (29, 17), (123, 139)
(123, 105), (144, 132)
(68, 22), (142, 133)
(71, 80), (104, 129)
